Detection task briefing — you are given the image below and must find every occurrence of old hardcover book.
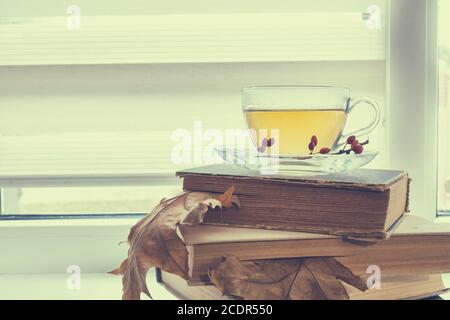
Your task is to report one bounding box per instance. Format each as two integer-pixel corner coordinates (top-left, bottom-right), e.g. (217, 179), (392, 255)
(157, 269), (448, 300)
(177, 164), (410, 239)
(177, 215), (450, 282)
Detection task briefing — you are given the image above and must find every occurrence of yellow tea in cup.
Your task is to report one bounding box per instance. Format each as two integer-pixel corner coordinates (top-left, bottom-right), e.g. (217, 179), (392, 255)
(245, 109), (346, 156)
(242, 86), (380, 156)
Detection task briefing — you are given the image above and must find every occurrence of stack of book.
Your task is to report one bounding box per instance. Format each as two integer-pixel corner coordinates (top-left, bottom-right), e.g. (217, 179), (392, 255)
(157, 164), (450, 300)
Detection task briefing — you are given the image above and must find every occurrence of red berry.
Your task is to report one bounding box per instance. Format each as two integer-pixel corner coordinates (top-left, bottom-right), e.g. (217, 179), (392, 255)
(352, 144), (364, 154)
(266, 138), (275, 147)
(308, 142), (316, 151)
(310, 135), (318, 146)
(319, 147), (331, 154)
(351, 140), (359, 147)
(347, 135), (356, 145)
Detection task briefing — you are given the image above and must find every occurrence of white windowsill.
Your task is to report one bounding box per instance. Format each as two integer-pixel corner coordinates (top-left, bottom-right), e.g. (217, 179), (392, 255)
(436, 216), (450, 223)
(0, 217), (140, 274)
(0, 269), (175, 300)
(0, 217), (140, 229)
(0, 212), (448, 275)
(0, 270), (448, 300)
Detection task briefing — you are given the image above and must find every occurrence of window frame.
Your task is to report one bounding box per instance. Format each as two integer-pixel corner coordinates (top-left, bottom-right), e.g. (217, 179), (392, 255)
(387, 0), (440, 221)
(0, 174), (179, 219)
(0, 0), (447, 275)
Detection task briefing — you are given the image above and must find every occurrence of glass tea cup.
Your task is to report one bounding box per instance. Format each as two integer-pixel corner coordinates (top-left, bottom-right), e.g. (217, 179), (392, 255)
(242, 86), (380, 156)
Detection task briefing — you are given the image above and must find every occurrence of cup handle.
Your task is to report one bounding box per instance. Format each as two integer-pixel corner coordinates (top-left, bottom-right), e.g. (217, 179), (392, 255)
(338, 96), (381, 147)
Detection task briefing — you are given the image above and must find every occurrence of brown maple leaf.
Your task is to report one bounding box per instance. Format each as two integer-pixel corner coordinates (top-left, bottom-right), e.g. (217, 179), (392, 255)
(208, 256), (368, 300)
(110, 187), (238, 300)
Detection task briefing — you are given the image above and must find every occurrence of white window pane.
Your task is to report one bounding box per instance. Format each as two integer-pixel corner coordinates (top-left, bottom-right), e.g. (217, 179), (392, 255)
(1, 185), (181, 215)
(0, 0), (389, 216)
(439, 0), (450, 214)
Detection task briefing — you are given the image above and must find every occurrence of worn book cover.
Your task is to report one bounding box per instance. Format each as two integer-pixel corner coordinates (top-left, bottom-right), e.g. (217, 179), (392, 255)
(177, 164), (410, 239)
(178, 215), (450, 281)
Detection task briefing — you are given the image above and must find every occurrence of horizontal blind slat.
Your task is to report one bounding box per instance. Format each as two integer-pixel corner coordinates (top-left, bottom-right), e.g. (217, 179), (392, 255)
(0, 13), (385, 65)
(0, 132), (220, 178)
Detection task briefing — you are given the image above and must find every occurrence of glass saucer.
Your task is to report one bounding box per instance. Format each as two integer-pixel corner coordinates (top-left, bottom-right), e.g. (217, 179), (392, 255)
(214, 145), (378, 174)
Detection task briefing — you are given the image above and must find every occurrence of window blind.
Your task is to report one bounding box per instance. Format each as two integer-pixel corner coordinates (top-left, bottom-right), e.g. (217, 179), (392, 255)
(0, 61), (387, 187)
(0, 0), (387, 188)
(0, 12), (385, 66)
(0, 132), (179, 184)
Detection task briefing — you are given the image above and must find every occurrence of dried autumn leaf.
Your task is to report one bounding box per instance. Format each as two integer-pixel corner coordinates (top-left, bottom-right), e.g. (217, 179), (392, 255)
(208, 256), (367, 300)
(180, 198), (222, 225)
(289, 258), (368, 300)
(208, 257), (301, 299)
(214, 186), (239, 208)
(110, 188), (239, 300)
